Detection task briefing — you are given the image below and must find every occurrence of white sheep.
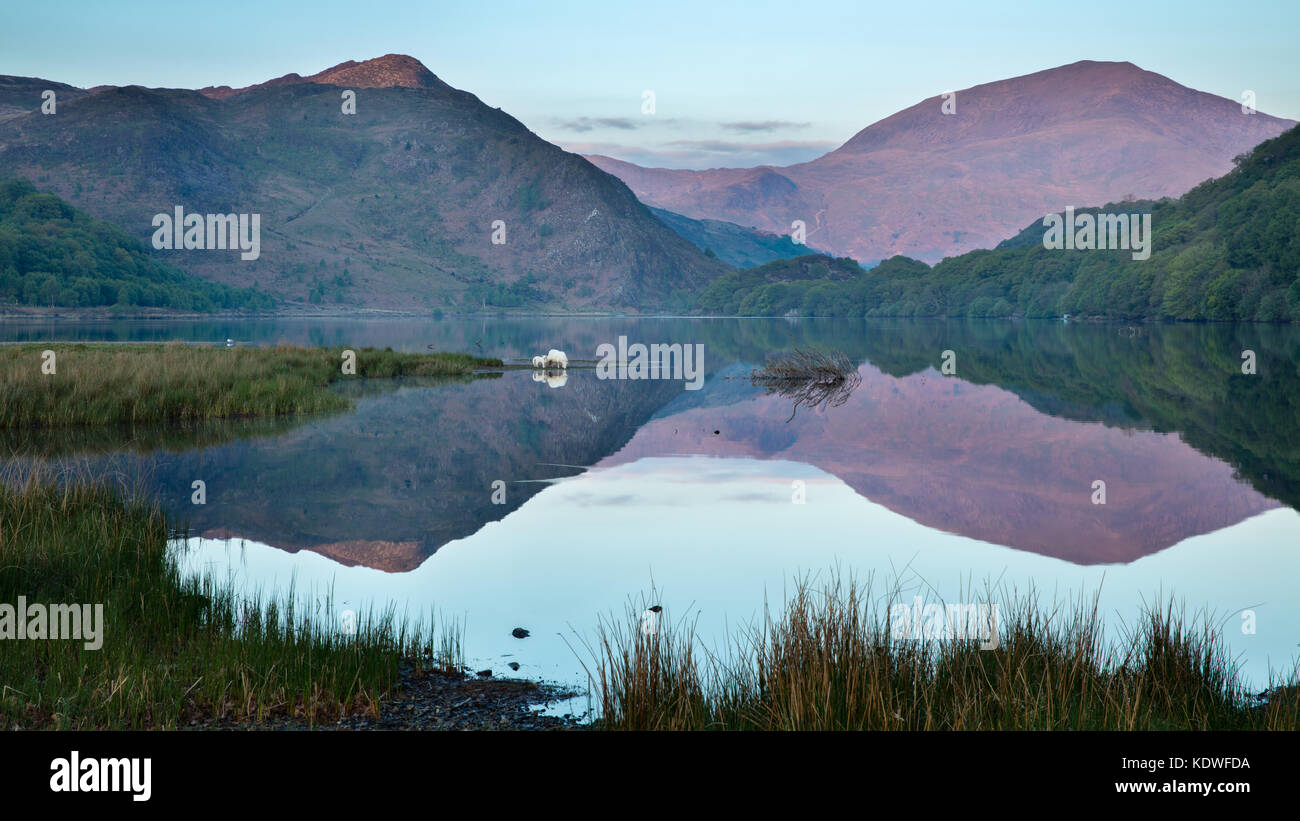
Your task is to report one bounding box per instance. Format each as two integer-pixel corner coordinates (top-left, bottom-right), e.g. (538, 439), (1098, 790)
(545, 349), (568, 369)
(531, 355), (546, 369)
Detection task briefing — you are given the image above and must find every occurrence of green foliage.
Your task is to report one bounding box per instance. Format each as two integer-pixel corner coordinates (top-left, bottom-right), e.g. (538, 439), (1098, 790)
(464, 274), (546, 308)
(515, 176), (548, 214)
(697, 254), (867, 315)
(0, 178), (274, 312)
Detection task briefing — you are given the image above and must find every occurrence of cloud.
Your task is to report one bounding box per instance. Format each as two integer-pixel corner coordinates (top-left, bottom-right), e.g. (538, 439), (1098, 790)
(719, 120), (811, 132)
(663, 138), (833, 152)
(553, 116), (666, 132)
(554, 117), (809, 134)
(563, 138), (838, 170)
(561, 141), (654, 157)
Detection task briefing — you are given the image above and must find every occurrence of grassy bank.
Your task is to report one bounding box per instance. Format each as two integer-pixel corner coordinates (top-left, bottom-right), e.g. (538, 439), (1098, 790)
(0, 343), (502, 428)
(587, 578), (1300, 730)
(0, 473), (461, 729)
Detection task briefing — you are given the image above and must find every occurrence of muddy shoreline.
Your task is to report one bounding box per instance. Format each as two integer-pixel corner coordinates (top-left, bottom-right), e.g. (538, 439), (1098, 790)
(196, 664), (590, 731)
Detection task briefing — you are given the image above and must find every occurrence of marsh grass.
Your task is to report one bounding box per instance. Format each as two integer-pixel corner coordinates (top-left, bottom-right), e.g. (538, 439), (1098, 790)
(573, 593), (714, 731)
(751, 347), (861, 419)
(587, 575), (1300, 730)
(0, 343), (502, 428)
(0, 472), (462, 729)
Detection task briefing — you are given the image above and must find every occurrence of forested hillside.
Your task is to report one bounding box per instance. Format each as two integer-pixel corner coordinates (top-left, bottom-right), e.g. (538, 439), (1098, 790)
(0, 179), (273, 311)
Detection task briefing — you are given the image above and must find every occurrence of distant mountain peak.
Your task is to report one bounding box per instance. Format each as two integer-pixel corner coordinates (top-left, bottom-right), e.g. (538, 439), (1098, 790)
(832, 59), (1246, 156)
(198, 54), (446, 99)
(304, 54), (445, 89)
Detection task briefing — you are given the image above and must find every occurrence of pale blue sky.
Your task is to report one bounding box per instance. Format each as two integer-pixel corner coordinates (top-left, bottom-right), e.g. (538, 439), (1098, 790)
(2, 0), (1297, 168)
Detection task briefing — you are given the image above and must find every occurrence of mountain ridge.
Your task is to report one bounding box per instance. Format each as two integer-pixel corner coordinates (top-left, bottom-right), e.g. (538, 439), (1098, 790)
(587, 60), (1295, 264)
(0, 55), (729, 311)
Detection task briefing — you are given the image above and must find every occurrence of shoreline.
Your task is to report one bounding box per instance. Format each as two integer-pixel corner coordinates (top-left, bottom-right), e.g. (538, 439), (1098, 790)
(197, 665), (588, 732)
(4, 308), (1296, 325)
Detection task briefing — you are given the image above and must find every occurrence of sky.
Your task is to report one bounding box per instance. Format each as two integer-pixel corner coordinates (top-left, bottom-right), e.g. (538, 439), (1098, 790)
(2, 0), (1298, 169)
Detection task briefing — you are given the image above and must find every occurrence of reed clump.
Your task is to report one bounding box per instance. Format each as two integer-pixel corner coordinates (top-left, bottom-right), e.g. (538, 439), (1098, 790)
(588, 575), (1300, 730)
(0, 343), (501, 428)
(751, 347), (861, 418)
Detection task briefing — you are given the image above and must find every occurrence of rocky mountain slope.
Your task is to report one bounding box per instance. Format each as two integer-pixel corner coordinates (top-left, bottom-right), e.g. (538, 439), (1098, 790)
(0, 55), (728, 311)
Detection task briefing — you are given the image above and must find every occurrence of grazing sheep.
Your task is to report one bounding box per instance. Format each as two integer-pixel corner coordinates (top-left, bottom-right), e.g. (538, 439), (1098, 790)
(545, 349), (568, 369)
(531, 355), (546, 368)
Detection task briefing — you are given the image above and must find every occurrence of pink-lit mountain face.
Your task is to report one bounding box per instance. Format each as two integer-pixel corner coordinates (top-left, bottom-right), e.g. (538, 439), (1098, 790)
(198, 54), (449, 99)
(587, 61), (1295, 264)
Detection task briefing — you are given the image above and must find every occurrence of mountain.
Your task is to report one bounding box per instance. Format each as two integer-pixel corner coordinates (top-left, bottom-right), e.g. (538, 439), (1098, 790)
(0, 178), (272, 312)
(588, 61), (1295, 264)
(648, 206), (817, 268)
(0, 76), (88, 123)
(700, 122), (1300, 322)
(0, 55), (728, 311)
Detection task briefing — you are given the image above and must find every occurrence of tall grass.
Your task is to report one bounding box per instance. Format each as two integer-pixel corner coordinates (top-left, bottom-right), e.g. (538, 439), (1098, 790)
(587, 575), (1300, 730)
(0, 472), (462, 729)
(0, 343), (502, 428)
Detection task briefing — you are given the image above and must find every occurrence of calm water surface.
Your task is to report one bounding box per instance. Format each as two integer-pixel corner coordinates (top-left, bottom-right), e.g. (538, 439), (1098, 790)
(6, 317), (1298, 704)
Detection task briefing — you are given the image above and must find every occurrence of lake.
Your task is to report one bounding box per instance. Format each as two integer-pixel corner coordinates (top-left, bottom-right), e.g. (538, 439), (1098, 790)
(6, 316), (1298, 709)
